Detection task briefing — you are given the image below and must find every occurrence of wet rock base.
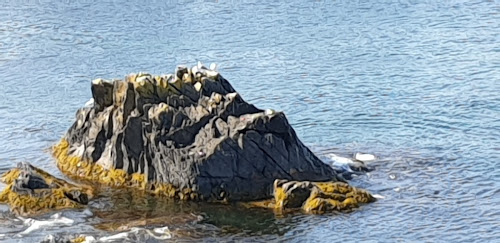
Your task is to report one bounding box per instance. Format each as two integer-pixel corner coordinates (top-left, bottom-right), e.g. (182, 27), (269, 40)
(0, 162), (91, 216)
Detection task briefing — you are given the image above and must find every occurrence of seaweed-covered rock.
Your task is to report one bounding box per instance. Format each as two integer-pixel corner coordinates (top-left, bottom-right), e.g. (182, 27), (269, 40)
(53, 63), (347, 201)
(0, 162), (92, 215)
(242, 179), (375, 214)
(274, 179), (375, 213)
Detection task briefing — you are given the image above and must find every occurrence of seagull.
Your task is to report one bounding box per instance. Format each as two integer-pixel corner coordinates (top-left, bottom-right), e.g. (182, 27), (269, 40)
(197, 61), (207, 70)
(84, 98), (94, 107)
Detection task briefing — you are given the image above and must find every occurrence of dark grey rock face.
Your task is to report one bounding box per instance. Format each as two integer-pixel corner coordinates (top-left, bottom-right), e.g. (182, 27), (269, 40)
(64, 64), (339, 201)
(13, 163), (51, 194)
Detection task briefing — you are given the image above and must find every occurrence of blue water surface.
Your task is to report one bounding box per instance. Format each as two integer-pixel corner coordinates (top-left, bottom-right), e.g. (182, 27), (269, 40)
(0, 0), (498, 242)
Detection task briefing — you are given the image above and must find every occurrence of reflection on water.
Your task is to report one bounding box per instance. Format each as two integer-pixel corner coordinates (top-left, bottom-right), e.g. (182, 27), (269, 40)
(91, 189), (295, 238)
(0, 0), (499, 242)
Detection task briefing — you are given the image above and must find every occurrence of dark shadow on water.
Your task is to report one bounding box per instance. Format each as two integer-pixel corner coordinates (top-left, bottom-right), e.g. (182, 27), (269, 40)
(87, 188), (302, 239)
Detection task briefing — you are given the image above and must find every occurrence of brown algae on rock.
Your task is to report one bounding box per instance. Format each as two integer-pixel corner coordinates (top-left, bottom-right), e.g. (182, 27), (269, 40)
(52, 139), (186, 200)
(0, 162), (92, 216)
(243, 179), (375, 214)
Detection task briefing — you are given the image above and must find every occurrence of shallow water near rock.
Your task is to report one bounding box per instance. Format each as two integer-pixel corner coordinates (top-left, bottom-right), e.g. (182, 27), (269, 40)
(0, 0), (498, 242)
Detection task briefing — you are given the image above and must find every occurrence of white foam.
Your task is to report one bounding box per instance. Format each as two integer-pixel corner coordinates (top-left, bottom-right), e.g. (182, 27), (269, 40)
(327, 154), (355, 165)
(326, 154), (356, 172)
(16, 213), (74, 236)
(82, 236), (97, 243)
(354, 152), (376, 162)
(98, 226), (171, 242)
(149, 226), (171, 240)
(98, 230), (132, 242)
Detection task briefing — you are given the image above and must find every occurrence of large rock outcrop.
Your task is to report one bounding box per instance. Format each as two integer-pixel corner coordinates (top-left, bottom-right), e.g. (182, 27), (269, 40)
(53, 63), (347, 202)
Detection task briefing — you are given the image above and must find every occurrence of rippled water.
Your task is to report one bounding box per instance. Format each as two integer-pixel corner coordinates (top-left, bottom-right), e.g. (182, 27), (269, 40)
(0, 0), (499, 242)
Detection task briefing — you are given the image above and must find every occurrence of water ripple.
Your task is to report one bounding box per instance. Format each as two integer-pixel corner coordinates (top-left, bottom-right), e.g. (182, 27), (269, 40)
(0, 0), (498, 242)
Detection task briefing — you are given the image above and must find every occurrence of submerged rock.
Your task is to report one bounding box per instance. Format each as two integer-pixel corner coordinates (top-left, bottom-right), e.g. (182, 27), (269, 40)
(274, 179), (375, 213)
(0, 162), (92, 215)
(53, 63), (347, 202)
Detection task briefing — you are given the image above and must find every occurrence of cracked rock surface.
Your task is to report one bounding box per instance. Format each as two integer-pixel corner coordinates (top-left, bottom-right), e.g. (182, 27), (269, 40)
(57, 63), (342, 201)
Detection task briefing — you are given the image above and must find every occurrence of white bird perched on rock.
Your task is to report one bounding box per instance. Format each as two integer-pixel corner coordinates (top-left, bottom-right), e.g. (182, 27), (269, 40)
(197, 61), (207, 70)
(264, 109), (275, 116)
(191, 65), (200, 76)
(84, 98), (94, 107)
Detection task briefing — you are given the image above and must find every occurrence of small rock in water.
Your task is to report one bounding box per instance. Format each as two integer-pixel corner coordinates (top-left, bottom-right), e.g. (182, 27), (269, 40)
(0, 162), (91, 216)
(354, 152), (376, 162)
